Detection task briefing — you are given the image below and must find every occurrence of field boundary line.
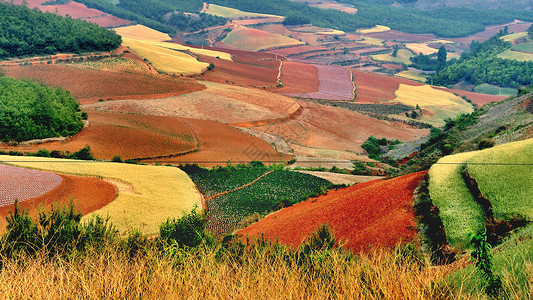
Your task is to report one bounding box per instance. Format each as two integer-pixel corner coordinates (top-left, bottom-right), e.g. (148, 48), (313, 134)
(206, 170), (273, 201)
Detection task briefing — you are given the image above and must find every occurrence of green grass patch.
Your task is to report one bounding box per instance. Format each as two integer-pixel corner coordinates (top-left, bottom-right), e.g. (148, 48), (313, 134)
(473, 83), (518, 96)
(467, 138), (533, 221)
(428, 151), (485, 249)
(396, 71), (429, 82)
(500, 32), (529, 43)
(372, 49), (413, 64)
(511, 41), (533, 52)
(497, 48), (533, 62)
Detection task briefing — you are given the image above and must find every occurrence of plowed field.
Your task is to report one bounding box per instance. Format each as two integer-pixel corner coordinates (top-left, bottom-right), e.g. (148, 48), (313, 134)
(238, 171), (427, 252)
(351, 69), (424, 103)
(198, 55), (279, 87)
(365, 30), (435, 42)
(276, 62), (319, 94)
(283, 65), (353, 100)
(3, 64), (205, 104)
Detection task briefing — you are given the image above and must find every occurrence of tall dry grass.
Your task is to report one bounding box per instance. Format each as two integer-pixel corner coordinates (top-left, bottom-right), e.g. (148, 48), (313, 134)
(0, 243), (471, 299)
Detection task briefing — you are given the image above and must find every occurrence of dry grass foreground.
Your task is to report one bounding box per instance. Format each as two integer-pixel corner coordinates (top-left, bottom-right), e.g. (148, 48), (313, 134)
(0, 156), (200, 236)
(0, 244), (466, 299)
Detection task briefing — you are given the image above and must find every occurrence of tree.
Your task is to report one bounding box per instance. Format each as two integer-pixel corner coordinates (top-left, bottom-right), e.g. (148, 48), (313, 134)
(437, 46), (447, 66)
(528, 24), (533, 39)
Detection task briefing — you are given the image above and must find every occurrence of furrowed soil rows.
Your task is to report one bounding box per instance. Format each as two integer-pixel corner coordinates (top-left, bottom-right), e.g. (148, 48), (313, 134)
(239, 171), (426, 252)
(275, 62), (319, 94)
(283, 65), (353, 100)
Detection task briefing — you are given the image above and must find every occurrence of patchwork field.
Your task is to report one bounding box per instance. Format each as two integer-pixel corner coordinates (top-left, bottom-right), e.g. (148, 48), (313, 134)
(222, 27), (304, 51)
(372, 49), (414, 64)
(351, 69), (424, 103)
(282, 65), (353, 100)
(122, 38), (209, 74)
(473, 84), (518, 96)
(3, 64), (205, 104)
(497, 48), (533, 62)
(239, 171), (426, 252)
(206, 4), (282, 19)
(357, 25), (390, 34)
(392, 84), (474, 126)
(406, 43), (439, 55)
(0, 112), (198, 160)
(428, 151), (484, 249)
(435, 87), (506, 106)
(450, 21), (532, 45)
(396, 71), (429, 82)
(0, 156), (201, 235)
(366, 30), (435, 43)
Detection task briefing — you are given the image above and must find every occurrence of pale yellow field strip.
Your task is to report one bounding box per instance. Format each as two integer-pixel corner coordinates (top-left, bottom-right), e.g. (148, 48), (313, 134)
(316, 29), (346, 35)
(357, 25), (390, 34)
(114, 24), (171, 42)
(501, 32), (528, 42)
(206, 4), (282, 19)
(148, 41), (233, 61)
(0, 156), (201, 236)
(406, 43), (438, 55)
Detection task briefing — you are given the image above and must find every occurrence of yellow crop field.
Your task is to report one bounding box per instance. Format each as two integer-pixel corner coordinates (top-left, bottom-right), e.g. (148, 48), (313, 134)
(0, 156), (201, 236)
(360, 37), (384, 46)
(501, 32), (528, 42)
(316, 29), (346, 35)
(406, 43), (438, 55)
(114, 24), (171, 42)
(395, 71), (429, 82)
(372, 49), (414, 64)
(497, 49), (533, 62)
(149, 41), (232, 61)
(222, 27), (304, 51)
(392, 84), (474, 126)
(429, 151), (485, 248)
(122, 38), (208, 74)
(357, 25), (390, 34)
(206, 4), (282, 19)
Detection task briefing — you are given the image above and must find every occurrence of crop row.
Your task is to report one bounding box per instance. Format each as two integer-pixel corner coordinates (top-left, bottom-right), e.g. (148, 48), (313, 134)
(206, 170), (331, 235)
(0, 164), (63, 206)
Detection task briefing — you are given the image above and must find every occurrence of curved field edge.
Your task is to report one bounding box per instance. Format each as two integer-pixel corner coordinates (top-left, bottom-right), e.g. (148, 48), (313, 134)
(0, 155), (201, 236)
(466, 138), (533, 221)
(428, 151), (485, 249)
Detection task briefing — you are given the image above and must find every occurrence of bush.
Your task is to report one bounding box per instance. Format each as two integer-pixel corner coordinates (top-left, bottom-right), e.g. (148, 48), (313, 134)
(2, 200), (39, 257)
(159, 207), (211, 249)
(111, 155), (123, 163)
(38, 201), (83, 255)
(68, 145), (94, 160)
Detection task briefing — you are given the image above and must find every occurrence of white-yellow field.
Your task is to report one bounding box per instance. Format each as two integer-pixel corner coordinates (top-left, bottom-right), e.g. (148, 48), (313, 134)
(149, 41), (232, 61)
(406, 43), (438, 55)
(0, 156), (201, 236)
(392, 84), (474, 126)
(357, 25), (390, 34)
(206, 4), (282, 19)
(122, 37), (208, 74)
(501, 32), (528, 42)
(316, 29), (346, 35)
(114, 24), (171, 42)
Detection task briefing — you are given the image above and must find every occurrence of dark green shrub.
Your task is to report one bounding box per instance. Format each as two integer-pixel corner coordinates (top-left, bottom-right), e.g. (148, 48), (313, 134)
(160, 207), (211, 249)
(68, 146), (94, 160)
(2, 201), (39, 257)
(35, 149), (51, 157)
(38, 201), (83, 255)
(111, 155), (123, 163)
(81, 215), (117, 250)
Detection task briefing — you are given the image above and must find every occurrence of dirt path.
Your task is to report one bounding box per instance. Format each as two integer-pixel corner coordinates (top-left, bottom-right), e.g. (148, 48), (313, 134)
(200, 2), (208, 13)
(205, 170), (274, 202)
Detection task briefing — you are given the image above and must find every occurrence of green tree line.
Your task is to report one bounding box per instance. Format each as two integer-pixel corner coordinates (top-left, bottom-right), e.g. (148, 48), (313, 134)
(0, 2), (122, 58)
(0, 76), (84, 142)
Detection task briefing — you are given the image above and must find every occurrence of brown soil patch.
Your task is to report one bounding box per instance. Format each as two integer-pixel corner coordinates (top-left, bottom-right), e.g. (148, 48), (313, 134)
(276, 62), (319, 94)
(450, 22), (532, 45)
(238, 171), (427, 252)
(142, 118), (292, 166)
(436, 87), (507, 106)
(351, 69), (424, 103)
(0, 112), (198, 160)
(0, 173), (116, 230)
(3, 64), (205, 104)
(295, 171), (384, 185)
(366, 30), (435, 42)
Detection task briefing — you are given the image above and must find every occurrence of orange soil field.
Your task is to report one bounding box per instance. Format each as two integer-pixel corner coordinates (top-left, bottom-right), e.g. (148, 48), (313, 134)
(283, 65), (353, 100)
(142, 118), (292, 166)
(197, 54), (279, 87)
(276, 62), (319, 94)
(239, 171), (427, 252)
(0, 172), (116, 230)
(267, 45), (327, 56)
(10, 0), (131, 27)
(436, 87), (506, 106)
(3, 64), (205, 104)
(365, 30), (435, 42)
(251, 101), (428, 153)
(0, 112), (198, 160)
(351, 69), (424, 103)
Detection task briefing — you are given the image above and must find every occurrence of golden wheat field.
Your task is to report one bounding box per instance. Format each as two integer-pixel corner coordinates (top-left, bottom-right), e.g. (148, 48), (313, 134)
(357, 25), (390, 34)
(0, 156), (201, 236)
(114, 24), (171, 42)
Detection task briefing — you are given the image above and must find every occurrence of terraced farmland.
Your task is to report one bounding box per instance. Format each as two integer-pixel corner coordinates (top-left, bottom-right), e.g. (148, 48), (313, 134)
(0, 164), (63, 206)
(1, 156), (201, 235)
(222, 27), (304, 52)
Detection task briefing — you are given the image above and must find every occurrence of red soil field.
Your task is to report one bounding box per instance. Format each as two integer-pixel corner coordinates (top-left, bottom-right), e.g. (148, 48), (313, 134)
(436, 87), (506, 106)
(197, 54), (279, 87)
(267, 45), (327, 56)
(3, 64), (205, 104)
(276, 62), (319, 94)
(0, 172), (116, 230)
(239, 171), (427, 252)
(365, 30), (435, 42)
(351, 69), (424, 103)
(252, 100), (428, 153)
(449, 22), (532, 45)
(0, 112), (198, 160)
(283, 65), (353, 100)
(10, 0), (131, 27)
(142, 118), (292, 166)
(0, 164), (63, 207)
(382, 64), (404, 71)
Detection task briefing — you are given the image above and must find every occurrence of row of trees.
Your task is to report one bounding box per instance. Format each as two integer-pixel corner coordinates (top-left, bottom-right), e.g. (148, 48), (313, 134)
(0, 2), (122, 58)
(431, 31), (533, 88)
(0, 76), (84, 142)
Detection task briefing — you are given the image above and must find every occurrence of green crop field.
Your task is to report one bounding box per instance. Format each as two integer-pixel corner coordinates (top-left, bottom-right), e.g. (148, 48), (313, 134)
(372, 49), (414, 64)
(396, 71), (429, 82)
(195, 170), (331, 234)
(429, 151), (485, 249)
(473, 83), (518, 96)
(497, 48), (533, 62)
(466, 138), (533, 221)
(511, 42), (533, 53)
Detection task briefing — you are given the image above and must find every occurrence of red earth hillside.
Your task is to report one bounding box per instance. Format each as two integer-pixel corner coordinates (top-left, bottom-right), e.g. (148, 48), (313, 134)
(238, 171), (427, 252)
